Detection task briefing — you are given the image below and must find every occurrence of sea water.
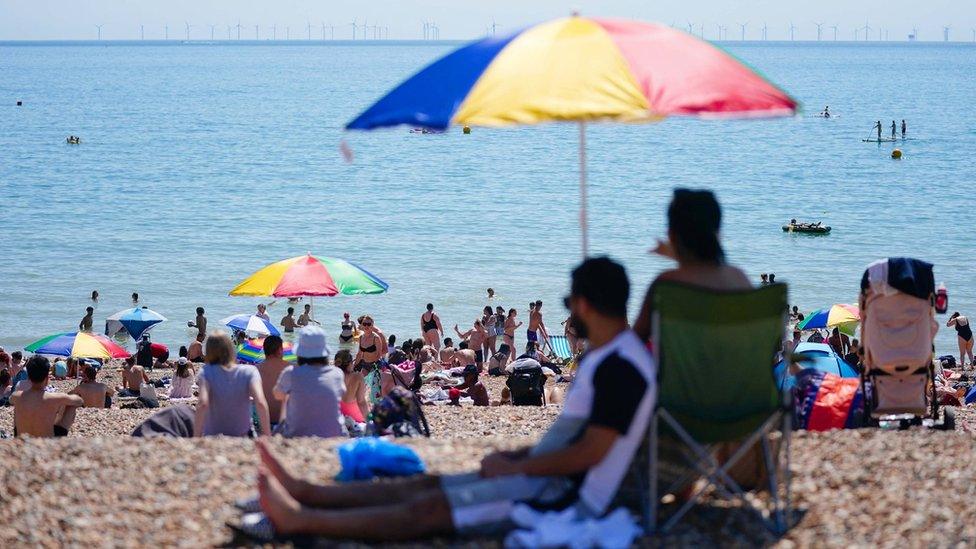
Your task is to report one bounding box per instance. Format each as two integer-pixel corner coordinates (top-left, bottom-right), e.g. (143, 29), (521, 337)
(1, 41), (974, 355)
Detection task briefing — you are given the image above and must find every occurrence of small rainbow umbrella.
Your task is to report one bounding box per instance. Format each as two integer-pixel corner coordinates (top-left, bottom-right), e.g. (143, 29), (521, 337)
(230, 254), (388, 298)
(797, 304), (860, 335)
(25, 332), (130, 359)
(237, 338), (297, 364)
(220, 314), (281, 337)
(346, 15), (798, 256)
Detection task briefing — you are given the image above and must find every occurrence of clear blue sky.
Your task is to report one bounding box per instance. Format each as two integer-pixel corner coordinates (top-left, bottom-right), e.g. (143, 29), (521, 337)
(1, 0), (973, 41)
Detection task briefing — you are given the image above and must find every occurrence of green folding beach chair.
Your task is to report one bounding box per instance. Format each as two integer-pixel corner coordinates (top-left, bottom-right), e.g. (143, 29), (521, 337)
(644, 281), (791, 535)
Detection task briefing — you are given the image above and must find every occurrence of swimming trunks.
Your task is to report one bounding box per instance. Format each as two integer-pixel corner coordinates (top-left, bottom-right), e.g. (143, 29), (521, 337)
(475, 350), (484, 363)
(526, 329), (538, 343)
(422, 314), (438, 332)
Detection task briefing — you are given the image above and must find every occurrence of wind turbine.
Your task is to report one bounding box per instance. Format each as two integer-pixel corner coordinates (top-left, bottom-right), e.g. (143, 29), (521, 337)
(738, 22), (748, 41)
(861, 20), (871, 42)
(761, 22), (768, 41)
(716, 24), (723, 40)
(422, 20), (428, 40)
(789, 22), (796, 41)
(209, 24), (216, 40)
(813, 22), (823, 41)
(236, 20), (242, 41)
(853, 28), (859, 41)
(140, 24), (144, 40)
(699, 23), (704, 38)
(272, 24), (277, 41)
(490, 18), (500, 36)
(910, 26), (918, 41)
(165, 24), (169, 40)
(226, 25), (231, 40)
(361, 18), (368, 40)
(184, 21), (192, 41)
(351, 19), (358, 40)
(95, 24), (103, 40)
(321, 22), (326, 40)
(830, 25), (838, 41)
(972, 28), (975, 43)
(943, 25), (950, 42)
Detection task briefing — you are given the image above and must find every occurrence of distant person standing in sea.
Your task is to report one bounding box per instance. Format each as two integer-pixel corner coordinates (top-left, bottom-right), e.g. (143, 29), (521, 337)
(131, 292), (139, 304)
(420, 304), (443, 350)
(280, 307), (297, 334)
(297, 304), (318, 327)
(947, 312), (974, 367)
(90, 290), (99, 302)
(256, 303), (270, 321)
(487, 288), (496, 300)
(188, 307), (207, 338)
(760, 273), (769, 285)
(79, 306), (94, 332)
(482, 306), (498, 356)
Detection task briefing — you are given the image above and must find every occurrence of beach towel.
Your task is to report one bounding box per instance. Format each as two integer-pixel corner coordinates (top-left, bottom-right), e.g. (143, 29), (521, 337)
(504, 505), (642, 549)
(794, 370), (865, 431)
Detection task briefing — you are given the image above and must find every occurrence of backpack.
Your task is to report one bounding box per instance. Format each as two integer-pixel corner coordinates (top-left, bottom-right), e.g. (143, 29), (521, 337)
(507, 359), (546, 406)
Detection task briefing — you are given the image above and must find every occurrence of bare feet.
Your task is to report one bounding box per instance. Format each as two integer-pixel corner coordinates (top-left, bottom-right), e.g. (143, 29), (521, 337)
(256, 439), (306, 500)
(257, 466), (304, 535)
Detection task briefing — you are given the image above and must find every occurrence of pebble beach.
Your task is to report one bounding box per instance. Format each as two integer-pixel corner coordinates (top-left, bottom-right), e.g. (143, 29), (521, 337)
(2, 363), (975, 547)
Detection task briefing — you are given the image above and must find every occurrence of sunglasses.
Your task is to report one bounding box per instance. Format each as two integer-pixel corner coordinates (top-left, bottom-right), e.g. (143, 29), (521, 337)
(362, 321), (373, 326)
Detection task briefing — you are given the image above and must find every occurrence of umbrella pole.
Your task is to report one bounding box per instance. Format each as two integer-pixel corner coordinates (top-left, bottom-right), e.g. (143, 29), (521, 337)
(579, 120), (589, 258)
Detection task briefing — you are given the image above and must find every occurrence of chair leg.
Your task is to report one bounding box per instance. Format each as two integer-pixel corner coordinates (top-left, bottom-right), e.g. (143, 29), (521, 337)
(783, 408), (793, 530)
(647, 410), (659, 532)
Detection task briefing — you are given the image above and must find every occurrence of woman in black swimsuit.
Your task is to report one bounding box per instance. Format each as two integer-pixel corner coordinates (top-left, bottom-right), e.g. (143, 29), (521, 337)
(420, 303), (442, 350)
(339, 313), (355, 343)
(355, 315), (387, 405)
(948, 312), (974, 366)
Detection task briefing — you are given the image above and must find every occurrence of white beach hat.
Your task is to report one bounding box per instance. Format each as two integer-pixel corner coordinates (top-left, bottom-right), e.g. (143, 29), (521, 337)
(296, 326), (331, 359)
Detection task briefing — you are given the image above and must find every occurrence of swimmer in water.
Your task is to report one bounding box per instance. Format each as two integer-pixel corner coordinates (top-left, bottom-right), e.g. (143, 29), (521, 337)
(822, 106), (830, 118)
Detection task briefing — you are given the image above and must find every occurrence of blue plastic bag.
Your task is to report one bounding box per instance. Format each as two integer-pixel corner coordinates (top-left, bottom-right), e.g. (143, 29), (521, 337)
(336, 437), (426, 482)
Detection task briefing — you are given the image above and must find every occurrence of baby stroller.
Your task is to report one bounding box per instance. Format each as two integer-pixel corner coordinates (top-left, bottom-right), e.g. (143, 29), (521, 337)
(859, 258), (954, 430)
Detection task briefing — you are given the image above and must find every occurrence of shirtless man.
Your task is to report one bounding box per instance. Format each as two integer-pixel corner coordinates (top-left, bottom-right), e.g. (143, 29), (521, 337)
(453, 341), (478, 370)
(12, 356), (83, 437)
(187, 333), (205, 362)
(297, 304), (318, 327)
(456, 364), (489, 406)
(281, 307), (298, 333)
(455, 320), (489, 369)
(119, 357), (150, 396)
(257, 336), (289, 429)
(188, 307), (207, 337)
(420, 304), (443, 350)
(79, 306), (94, 332)
(69, 365), (113, 408)
(256, 303), (271, 321)
(528, 300), (550, 352)
(439, 338), (456, 368)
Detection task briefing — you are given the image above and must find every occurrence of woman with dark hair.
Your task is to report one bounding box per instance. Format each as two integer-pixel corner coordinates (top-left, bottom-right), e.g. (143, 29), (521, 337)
(335, 350), (368, 424)
(633, 188), (751, 342)
(947, 312), (974, 367)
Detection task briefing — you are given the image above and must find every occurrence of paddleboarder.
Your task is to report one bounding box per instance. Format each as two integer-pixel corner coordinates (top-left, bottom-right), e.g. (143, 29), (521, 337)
(874, 120), (882, 141)
(901, 119), (907, 138)
(891, 120), (897, 139)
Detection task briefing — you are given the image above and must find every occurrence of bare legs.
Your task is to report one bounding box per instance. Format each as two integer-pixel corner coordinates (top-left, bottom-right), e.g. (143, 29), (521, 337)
(254, 440), (454, 541)
(504, 335), (515, 361)
(424, 329), (440, 351)
(962, 336), (975, 366)
(56, 405), (78, 433)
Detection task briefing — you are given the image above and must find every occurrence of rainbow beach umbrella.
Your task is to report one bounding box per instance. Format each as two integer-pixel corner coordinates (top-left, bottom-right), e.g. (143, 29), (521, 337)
(230, 254), (388, 298)
(797, 304), (860, 335)
(25, 332), (130, 359)
(220, 314), (281, 337)
(346, 15), (798, 256)
(237, 338), (297, 364)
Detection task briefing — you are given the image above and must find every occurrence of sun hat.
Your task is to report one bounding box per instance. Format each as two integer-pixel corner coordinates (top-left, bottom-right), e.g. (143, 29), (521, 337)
(296, 326), (331, 359)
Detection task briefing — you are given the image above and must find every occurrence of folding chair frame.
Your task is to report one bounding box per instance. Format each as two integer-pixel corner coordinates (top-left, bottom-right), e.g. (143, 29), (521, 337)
(641, 282), (793, 536)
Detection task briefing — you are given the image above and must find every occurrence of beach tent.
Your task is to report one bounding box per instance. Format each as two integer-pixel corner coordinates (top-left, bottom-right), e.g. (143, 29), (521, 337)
(346, 15), (797, 256)
(774, 342), (857, 390)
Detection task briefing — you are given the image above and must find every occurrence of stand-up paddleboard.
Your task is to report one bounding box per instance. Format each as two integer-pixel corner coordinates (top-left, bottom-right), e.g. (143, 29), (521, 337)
(862, 137), (898, 143)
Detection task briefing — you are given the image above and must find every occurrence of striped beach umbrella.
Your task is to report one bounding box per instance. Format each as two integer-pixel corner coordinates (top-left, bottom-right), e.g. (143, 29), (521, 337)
(237, 338), (297, 364)
(25, 332), (130, 359)
(105, 307), (167, 340)
(229, 254), (388, 298)
(220, 314), (281, 337)
(797, 304), (860, 335)
(346, 15), (797, 256)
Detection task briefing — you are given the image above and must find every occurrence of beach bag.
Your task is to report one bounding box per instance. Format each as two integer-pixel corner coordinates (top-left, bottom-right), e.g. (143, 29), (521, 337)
(139, 382), (159, 408)
(507, 360), (546, 406)
(369, 387), (430, 438)
(335, 437), (425, 482)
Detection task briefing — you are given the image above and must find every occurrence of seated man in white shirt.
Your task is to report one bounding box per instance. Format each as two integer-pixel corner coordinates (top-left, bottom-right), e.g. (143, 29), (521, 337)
(239, 257), (657, 542)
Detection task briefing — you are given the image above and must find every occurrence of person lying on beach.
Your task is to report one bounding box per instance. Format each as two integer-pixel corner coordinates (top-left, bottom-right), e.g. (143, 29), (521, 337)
(634, 188), (751, 343)
(239, 257), (654, 543)
(272, 327), (345, 438)
(455, 364), (489, 406)
(257, 336), (289, 430)
(12, 356), (84, 437)
(118, 356), (150, 397)
(70, 365), (113, 408)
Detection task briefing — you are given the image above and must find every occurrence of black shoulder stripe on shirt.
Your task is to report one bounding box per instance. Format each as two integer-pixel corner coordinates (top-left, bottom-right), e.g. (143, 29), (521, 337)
(589, 352), (648, 435)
